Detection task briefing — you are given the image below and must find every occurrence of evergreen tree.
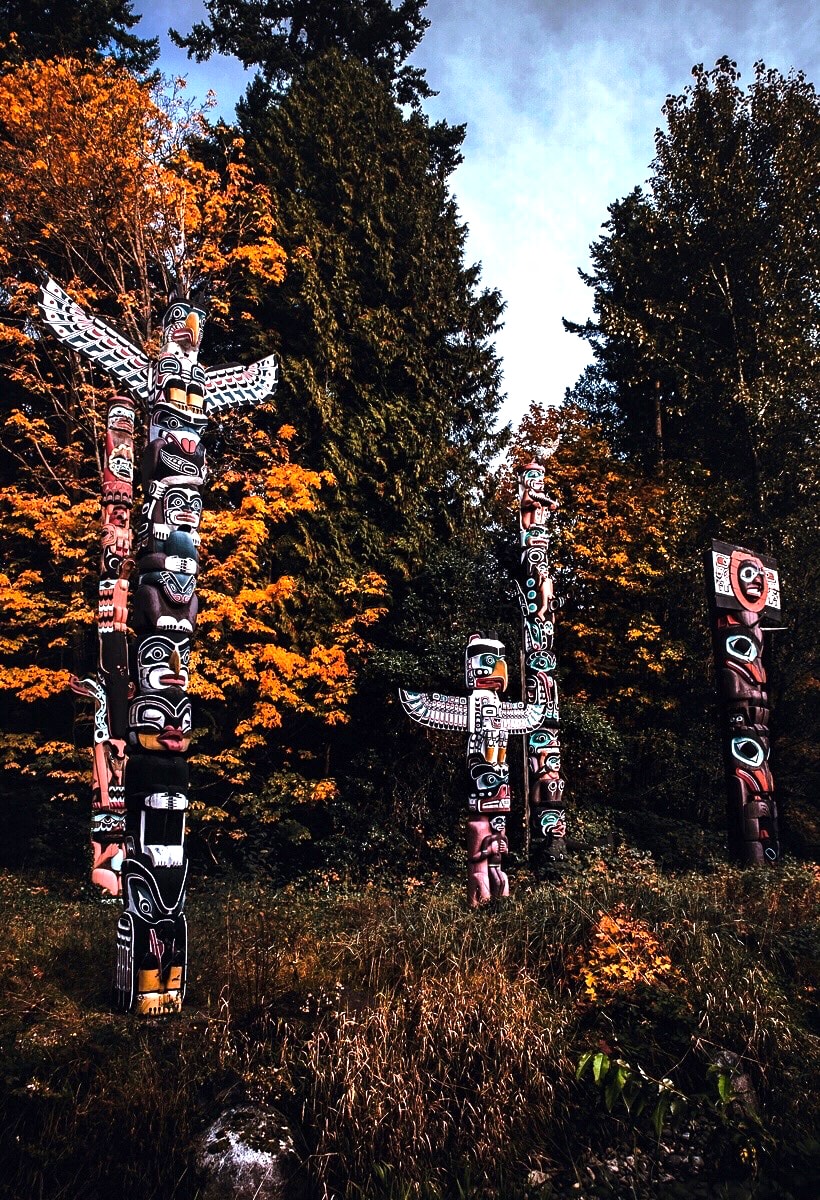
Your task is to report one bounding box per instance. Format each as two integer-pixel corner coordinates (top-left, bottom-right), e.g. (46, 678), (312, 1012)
(172, 0), (431, 105)
(171, 1), (508, 871)
(566, 59), (820, 533)
(0, 0), (158, 72)
(0, 56), (381, 872)
(564, 58), (820, 848)
(234, 51), (505, 595)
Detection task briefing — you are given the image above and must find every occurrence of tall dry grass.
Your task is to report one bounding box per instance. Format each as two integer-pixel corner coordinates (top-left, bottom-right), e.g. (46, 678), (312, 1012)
(0, 855), (818, 1198)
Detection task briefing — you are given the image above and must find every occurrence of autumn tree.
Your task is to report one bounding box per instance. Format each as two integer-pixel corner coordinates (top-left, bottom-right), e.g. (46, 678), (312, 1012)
(499, 402), (722, 827)
(0, 55), (388, 871)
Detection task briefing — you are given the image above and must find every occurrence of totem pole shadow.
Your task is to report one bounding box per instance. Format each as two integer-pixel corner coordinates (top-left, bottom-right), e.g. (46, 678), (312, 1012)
(46, 920), (119, 1013)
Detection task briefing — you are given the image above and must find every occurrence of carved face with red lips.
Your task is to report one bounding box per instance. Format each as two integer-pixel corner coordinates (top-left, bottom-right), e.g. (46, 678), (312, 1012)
(162, 485), (203, 532)
(129, 687), (192, 753)
(148, 399), (208, 449)
(729, 551), (768, 613)
(107, 400), (134, 434)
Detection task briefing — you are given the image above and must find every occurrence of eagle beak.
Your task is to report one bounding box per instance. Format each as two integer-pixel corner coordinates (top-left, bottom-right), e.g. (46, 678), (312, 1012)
(491, 660), (508, 690)
(185, 312), (200, 346)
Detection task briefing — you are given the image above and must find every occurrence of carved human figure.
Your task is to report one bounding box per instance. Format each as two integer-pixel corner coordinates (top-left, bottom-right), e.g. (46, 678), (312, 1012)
(467, 814), (510, 906)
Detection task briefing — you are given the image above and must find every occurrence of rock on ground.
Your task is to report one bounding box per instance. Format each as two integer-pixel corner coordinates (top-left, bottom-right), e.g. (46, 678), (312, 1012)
(194, 1104), (306, 1199)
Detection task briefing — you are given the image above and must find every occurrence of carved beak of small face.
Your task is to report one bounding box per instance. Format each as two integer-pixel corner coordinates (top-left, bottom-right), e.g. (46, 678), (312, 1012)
(493, 660), (508, 691)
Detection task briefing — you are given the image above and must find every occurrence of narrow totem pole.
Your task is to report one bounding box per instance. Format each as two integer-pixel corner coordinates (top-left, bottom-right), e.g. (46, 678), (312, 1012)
(70, 395), (135, 897)
(400, 636), (548, 905)
(39, 279), (278, 1013)
(515, 461), (567, 870)
(705, 539), (782, 865)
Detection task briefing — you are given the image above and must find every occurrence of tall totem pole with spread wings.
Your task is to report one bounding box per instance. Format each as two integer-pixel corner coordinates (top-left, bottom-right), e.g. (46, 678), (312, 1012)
(39, 278), (278, 1014)
(400, 635), (549, 905)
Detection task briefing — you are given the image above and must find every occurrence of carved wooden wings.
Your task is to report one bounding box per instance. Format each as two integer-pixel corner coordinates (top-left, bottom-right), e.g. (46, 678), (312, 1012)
(399, 690), (469, 731)
(496, 699), (550, 734)
(40, 277), (151, 402)
(39, 277), (278, 413)
(204, 358), (279, 413)
(399, 689), (548, 735)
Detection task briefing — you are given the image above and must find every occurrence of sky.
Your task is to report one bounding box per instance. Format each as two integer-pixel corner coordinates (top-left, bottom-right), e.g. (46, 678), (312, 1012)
(136, 0), (820, 429)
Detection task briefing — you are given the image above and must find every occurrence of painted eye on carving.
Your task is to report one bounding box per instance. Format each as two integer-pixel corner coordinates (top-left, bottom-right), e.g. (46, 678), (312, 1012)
(529, 731), (551, 749)
(141, 644), (167, 664)
(127, 878), (155, 919)
(726, 635), (757, 662)
(731, 737), (765, 767)
(473, 769), (503, 791)
(528, 652), (553, 671)
(479, 654), (498, 668)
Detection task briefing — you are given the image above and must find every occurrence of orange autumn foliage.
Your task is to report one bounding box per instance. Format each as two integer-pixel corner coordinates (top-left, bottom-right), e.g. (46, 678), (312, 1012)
(0, 55), (385, 826)
(570, 903), (682, 1005)
(498, 402), (709, 722)
(0, 55), (285, 339)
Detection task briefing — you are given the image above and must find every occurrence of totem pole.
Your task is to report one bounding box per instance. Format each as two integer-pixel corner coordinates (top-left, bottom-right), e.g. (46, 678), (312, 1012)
(400, 635), (548, 905)
(39, 278), (278, 1012)
(705, 539), (782, 865)
(516, 461), (567, 870)
(70, 395), (135, 898)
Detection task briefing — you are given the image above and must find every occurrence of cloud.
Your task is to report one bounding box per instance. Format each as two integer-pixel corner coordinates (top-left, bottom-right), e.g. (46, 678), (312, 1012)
(136, 0), (820, 428)
(418, 0), (820, 425)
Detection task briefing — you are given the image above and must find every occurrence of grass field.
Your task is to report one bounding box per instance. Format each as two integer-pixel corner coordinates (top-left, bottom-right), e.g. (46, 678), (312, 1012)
(1, 849), (819, 1199)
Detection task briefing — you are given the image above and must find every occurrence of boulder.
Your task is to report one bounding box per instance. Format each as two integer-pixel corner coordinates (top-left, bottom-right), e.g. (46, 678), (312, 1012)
(195, 1104), (306, 1199)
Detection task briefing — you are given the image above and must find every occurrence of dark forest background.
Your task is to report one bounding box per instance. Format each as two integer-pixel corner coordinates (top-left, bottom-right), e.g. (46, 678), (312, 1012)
(0, 0), (817, 882)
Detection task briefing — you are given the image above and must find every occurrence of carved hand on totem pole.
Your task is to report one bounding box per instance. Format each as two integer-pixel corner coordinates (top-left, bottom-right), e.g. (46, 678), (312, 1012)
(400, 634), (548, 907)
(39, 277), (278, 1014)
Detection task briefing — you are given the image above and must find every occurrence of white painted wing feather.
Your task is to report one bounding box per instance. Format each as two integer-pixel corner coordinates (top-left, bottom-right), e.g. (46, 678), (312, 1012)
(39, 277), (150, 402)
(204, 354), (279, 413)
(499, 700), (549, 734)
(399, 690), (469, 732)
